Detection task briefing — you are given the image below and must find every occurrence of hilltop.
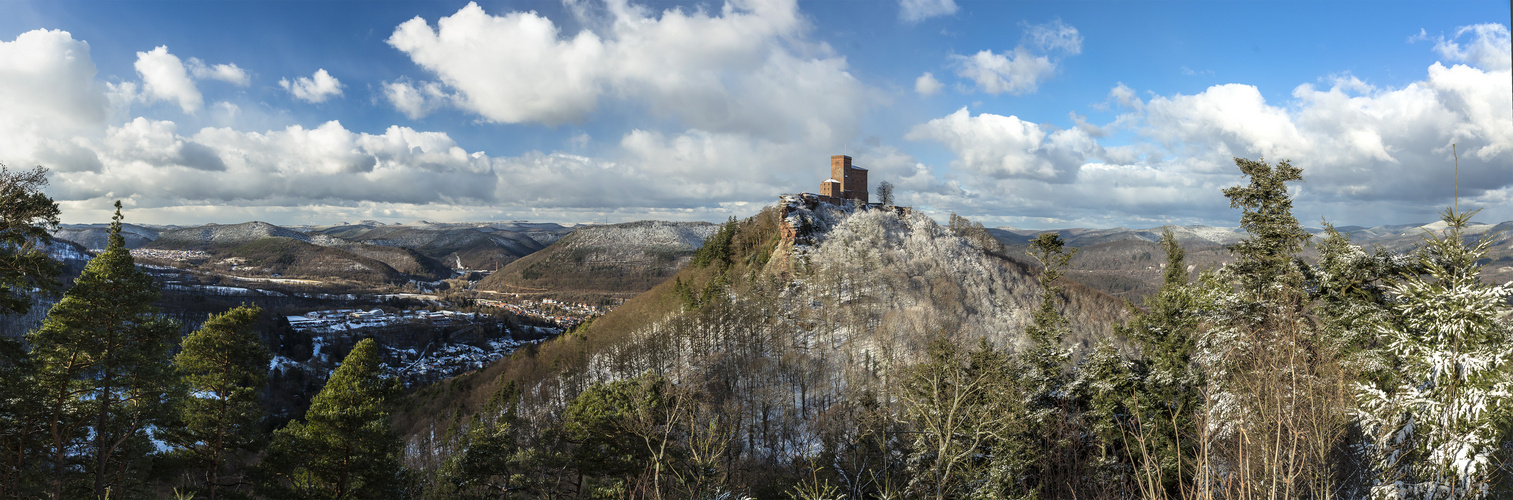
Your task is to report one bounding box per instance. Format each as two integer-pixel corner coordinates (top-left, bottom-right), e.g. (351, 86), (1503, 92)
(396, 199), (1131, 489)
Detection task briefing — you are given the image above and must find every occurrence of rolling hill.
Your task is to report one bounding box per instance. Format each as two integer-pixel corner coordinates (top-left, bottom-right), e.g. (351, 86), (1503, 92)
(142, 222), (428, 283)
(304, 220), (573, 271)
(475, 220), (718, 300)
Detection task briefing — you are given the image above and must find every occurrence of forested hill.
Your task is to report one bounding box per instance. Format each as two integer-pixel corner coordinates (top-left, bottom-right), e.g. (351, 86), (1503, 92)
(474, 220), (718, 300)
(395, 199), (1130, 495)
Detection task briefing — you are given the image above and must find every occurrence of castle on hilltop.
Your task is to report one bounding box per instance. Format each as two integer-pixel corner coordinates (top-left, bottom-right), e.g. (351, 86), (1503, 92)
(778, 155), (909, 246)
(818, 155), (868, 205)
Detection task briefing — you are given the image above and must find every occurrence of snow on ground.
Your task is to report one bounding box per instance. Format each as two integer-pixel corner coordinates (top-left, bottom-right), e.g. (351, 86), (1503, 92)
(269, 355), (296, 371)
(282, 307), (548, 387)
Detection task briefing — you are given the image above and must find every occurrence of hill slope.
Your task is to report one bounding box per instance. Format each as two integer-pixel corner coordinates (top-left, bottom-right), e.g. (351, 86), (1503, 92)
(307, 221), (572, 270)
(396, 202), (1131, 486)
(53, 223), (163, 249)
(144, 222), (422, 283)
(475, 220), (718, 298)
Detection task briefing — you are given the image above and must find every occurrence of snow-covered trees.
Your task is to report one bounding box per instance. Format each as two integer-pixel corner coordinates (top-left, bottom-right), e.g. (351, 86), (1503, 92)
(1356, 209), (1513, 499)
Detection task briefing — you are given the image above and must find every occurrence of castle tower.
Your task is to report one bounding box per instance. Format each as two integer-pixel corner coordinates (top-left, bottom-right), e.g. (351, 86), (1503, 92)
(829, 155), (869, 204)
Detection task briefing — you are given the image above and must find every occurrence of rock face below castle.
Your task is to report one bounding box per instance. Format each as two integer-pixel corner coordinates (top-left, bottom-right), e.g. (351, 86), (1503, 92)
(777, 193), (911, 249)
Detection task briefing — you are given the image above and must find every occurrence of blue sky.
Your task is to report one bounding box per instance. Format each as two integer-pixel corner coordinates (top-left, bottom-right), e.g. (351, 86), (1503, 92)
(0, 0), (1508, 228)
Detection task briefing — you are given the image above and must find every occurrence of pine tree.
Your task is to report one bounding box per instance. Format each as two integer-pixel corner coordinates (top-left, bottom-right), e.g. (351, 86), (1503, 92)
(0, 165), (61, 499)
(1020, 232), (1082, 496)
(441, 381), (532, 499)
(1356, 208), (1513, 499)
(27, 202), (178, 500)
(0, 164), (61, 314)
(257, 338), (406, 500)
(162, 305), (269, 500)
(1023, 232), (1076, 405)
(1115, 229), (1203, 495)
(1307, 222), (1401, 395)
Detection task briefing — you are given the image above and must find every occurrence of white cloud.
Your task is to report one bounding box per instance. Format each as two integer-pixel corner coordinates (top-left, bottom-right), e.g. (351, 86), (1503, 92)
(134, 46), (202, 113)
(951, 20), (1080, 95)
(952, 48), (1054, 96)
(915, 72), (943, 95)
(280, 69), (344, 103)
(912, 23), (1512, 227)
(383, 80), (449, 119)
(899, 0), (957, 23)
(385, 0), (872, 141)
(1022, 19), (1082, 54)
(1426, 23), (1511, 71)
(905, 107), (1096, 182)
(0, 29), (109, 173)
(54, 120), (497, 206)
(187, 58), (250, 86)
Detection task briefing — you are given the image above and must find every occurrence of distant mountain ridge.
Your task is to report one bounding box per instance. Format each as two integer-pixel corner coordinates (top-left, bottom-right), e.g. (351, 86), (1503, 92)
(153, 221), (311, 246)
(990, 220), (1513, 300)
(51, 217), (1513, 295)
(992, 220), (1513, 248)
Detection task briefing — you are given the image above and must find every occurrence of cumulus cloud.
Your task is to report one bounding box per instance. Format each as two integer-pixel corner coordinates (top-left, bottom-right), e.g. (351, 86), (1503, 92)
(0, 28), (867, 224)
(386, 0), (872, 142)
(54, 120), (497, 206)
(0, 30), (109, 174)
(899, 0), (957, 23)
(910, 23), (1512, 227)
(134, 46), (202, 113)
(187, 58), (250, 86)
(280, 69), (344, 103)
(906, 107), (1096, 182)
(951, 19), (1080, 95)
(915, 72), (943, 95)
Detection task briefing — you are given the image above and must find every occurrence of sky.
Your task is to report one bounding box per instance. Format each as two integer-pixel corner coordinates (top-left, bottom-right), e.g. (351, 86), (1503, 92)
(0, 0), (1508, 229)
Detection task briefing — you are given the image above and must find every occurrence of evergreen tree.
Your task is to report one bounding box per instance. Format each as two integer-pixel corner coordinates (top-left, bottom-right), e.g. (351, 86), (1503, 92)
(1308, 222), (1399, 377)
(162, 305), (269, 500)
(1198, 158), (1351, 498)
(1115, 229), (1204, 495)
(560, 373), (676, 496)
(0, 165), (61, 499)
(0, 164), (61, 314)
(1070, 341), (1140, 483)
(257, 338), (406, 500)
(1021, 232), (1082, 496)
(1356, 208), (1513, 499)
(27, 202), (178, 500)
(1222, 157), (1310, 301)
(1023, 232), (1076, 405)
(440, 381), (533, 499)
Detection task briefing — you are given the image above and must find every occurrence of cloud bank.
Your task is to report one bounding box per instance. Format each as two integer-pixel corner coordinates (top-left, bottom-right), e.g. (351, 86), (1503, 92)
(0, 12), (1508, 229)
